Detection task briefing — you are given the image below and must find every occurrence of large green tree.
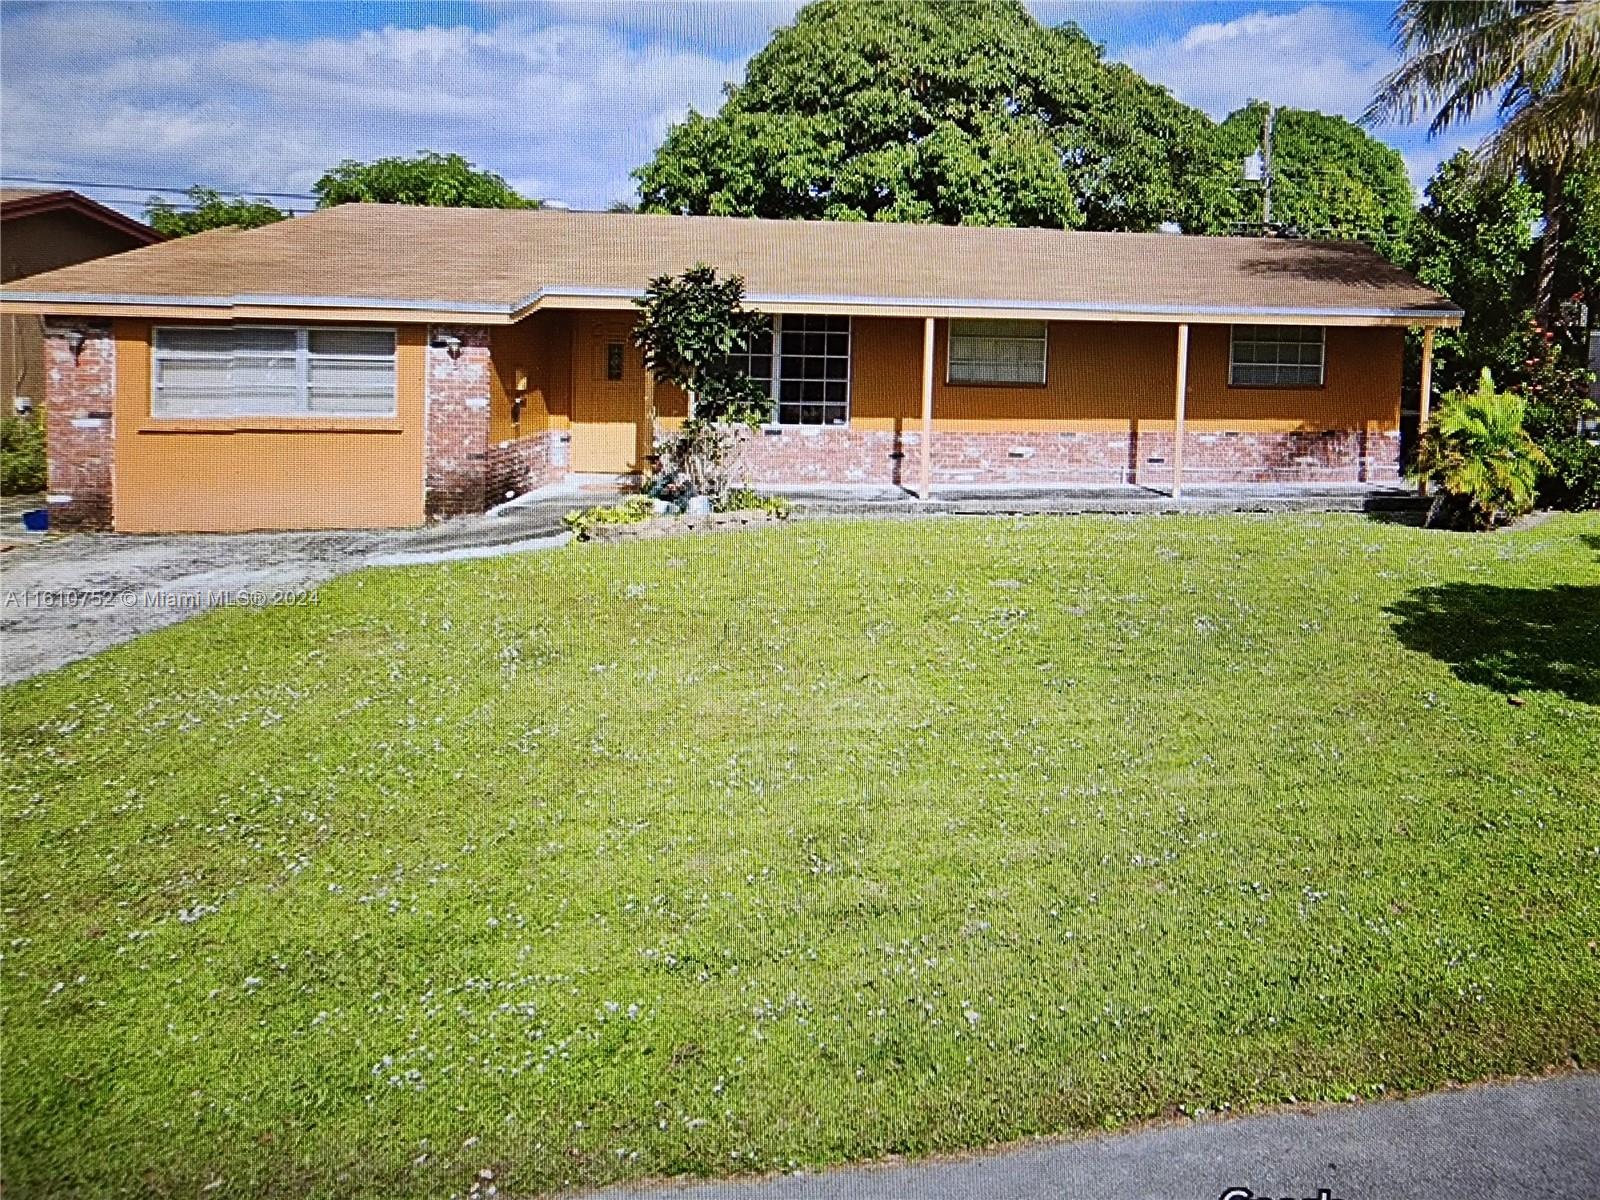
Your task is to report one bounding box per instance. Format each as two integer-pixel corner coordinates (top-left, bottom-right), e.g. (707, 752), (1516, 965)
(314, 152), (539, 209)
(1403, 149), (1541, 394)
(1365, 0), (1600, 312)
(635, 0), (1233, 232)
(1211, 103), (1415, 254)
(144, 186), (288, 237)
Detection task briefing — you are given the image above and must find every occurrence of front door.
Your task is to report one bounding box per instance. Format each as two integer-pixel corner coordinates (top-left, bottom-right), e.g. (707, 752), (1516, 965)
(571, 323), (647, 473)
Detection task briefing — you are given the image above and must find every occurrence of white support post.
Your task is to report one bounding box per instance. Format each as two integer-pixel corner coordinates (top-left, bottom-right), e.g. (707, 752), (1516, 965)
(920, 317), (935, 500)
(1418, 326), (1435, 496)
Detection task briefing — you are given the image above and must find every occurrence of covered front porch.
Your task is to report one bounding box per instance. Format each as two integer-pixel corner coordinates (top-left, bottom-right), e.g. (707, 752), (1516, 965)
(483, 306), (1446, 502)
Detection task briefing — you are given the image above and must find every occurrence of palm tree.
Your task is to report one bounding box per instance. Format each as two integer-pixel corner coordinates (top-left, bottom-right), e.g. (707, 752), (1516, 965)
(1365, 0), (1600, 313)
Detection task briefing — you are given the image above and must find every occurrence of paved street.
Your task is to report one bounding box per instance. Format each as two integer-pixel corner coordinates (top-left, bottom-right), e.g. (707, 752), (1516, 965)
(594, 1073), (1599, 1200)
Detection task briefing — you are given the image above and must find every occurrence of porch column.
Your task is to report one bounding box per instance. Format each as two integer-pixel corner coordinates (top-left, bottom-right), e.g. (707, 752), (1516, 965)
(920, 316), (935, 500)
(642, 367), (657, 475)
(1417, 327), (1435, 496)
(1171, 323), (1190, 498)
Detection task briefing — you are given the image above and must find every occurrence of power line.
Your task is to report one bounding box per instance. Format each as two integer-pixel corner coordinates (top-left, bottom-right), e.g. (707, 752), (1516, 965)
(0, 173), (318, 200)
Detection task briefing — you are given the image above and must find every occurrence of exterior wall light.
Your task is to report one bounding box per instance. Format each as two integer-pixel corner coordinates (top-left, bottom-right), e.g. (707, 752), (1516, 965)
(431, 333), (463, 359)
(64, 329), (87, 359)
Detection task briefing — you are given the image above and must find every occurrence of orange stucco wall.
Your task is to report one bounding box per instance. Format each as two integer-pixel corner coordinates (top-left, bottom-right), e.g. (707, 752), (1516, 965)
(112, 319), (427, 533)
(849, 318), (1403, 433)
(489, 310), (573, 442)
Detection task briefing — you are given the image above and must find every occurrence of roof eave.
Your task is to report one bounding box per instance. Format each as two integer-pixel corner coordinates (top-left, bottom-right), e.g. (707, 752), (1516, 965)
(0, 287), (1465, 328)
(0, 191), (164, 245)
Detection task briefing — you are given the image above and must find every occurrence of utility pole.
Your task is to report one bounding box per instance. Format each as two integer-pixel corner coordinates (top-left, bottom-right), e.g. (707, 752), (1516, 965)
(1262, 104), (1274, 233)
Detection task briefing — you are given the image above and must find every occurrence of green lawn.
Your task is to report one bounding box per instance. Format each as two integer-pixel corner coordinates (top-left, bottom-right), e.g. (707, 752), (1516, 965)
(3, 513), (1598, 1198)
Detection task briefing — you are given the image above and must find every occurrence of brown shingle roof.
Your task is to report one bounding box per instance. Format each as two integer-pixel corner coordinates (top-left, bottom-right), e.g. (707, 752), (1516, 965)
(0, 188), (164, 243)
(0, 203), (1460, 325)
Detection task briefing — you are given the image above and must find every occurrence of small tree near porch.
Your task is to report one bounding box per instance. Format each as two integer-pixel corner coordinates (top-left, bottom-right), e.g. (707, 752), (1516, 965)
(633, 264), (771, 498)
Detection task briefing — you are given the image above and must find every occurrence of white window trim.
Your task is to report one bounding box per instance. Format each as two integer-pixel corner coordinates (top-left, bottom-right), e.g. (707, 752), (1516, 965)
(150, 324), (399, 419)
(1228, 324), (1326, 388)
(945, 319), (1050, 387)
(751, 314), (853, 430)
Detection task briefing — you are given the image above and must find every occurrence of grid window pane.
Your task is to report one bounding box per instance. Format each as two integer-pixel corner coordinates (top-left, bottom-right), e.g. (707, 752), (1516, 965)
(153, 326), (396, 417)
(948, 319), (1047, 385)
(1229, 325), (1324, 387)
(772, 316), (850, 425)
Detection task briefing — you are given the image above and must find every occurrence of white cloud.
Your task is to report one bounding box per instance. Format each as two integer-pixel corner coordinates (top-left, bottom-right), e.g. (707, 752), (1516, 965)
(1118, 4), (1394, 121)
(0, 2), (757, 212)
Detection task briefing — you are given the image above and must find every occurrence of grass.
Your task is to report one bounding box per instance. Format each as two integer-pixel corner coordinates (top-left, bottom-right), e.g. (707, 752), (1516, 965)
(3, 512), (1598, 1199)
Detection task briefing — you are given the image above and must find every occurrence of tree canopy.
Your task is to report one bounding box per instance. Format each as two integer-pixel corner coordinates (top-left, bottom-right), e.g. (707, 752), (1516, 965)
(1404, 149), (1541, 395)
(1212, 103), (1415, 253)
(313, 152), (538, 209)
(635, 0), (1233, 232)
(144, 187), (288, 237)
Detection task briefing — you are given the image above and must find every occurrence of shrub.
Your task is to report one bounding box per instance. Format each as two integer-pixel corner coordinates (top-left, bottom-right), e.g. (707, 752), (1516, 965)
(1537, 434), (1600, 510)
(632, 265), (771, 499)
(1, 412), (46, 495)
(562, 496), (657, 540)
(714, 487), (793, 517)
(1411, 369), (1550, 530)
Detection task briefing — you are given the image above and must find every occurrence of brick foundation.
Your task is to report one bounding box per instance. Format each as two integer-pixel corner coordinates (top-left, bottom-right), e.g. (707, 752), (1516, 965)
(42, 322), (115, 530)
(486, 431), (567, 505)
(734, 425), (1402, 488)
(424, 325), (492, 517)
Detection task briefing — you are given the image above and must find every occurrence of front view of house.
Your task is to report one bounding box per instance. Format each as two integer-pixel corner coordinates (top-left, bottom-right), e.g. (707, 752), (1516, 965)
(0, 205), (1462, 533)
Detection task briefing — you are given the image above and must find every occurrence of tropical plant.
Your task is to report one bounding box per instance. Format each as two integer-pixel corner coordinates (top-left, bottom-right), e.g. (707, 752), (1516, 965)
(1365, 0), (1600, 311)
(0, 411), (45, 494)
(314, 152), (538, 209)
(562, 496), (657, 540)
(632, 265), (771, 498)
(1411, 369), (1552, 528)
(144, 187), (288, 237)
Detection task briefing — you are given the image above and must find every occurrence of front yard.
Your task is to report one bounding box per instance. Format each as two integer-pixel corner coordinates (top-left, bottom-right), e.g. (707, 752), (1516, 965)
(3, 513), (1597, 1198)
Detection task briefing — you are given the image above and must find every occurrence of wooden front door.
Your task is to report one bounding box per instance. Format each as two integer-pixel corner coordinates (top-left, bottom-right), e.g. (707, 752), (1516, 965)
(571, 323), (647, 473)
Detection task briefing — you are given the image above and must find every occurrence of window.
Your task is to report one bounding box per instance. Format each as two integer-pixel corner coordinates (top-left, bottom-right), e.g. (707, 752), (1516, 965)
(605, 341), (625, 381)
(1229, 325), (1325, 387)
(731, 315), (850, 426)
(948, 319), (1048, 385)
(152, 326), (396, 417)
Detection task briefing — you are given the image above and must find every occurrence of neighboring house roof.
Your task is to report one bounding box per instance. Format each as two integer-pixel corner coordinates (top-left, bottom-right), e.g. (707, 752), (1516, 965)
(0, 202), (1461, 327)
(0, 188), (164, 246)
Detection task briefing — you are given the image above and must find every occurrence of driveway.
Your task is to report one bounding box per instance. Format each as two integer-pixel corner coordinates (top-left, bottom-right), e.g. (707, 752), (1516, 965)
(0, 500), (575, 683)
(593, 1073), (1599, 1200)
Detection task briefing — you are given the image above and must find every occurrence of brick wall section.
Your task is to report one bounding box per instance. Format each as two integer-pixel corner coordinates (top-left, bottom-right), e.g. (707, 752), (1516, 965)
(42, 322), (115, 530)
(735, 426), (1402, 488)
(485, 431), (565, 505)
(424, 325), (492, 517)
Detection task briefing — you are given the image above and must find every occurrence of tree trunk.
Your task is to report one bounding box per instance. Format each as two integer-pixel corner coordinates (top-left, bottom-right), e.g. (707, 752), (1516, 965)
(1535, 166), (1565, 318)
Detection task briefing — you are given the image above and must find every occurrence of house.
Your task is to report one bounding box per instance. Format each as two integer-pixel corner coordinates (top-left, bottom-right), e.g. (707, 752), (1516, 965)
(1, 188), (163, 420)
(0, 203), (1461, 533)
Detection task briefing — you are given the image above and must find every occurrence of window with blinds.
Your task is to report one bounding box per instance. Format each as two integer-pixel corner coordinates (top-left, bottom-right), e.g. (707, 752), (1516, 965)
(151, 326), (397, 417)
(947, 319), (1048, 385)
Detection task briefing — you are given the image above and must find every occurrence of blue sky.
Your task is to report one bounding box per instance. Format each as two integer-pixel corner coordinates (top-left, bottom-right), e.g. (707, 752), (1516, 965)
(0, 1), (1497, 218)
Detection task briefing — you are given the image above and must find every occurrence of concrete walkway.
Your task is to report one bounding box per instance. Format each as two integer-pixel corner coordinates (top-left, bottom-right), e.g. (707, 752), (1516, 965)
(592, 1073), (1599, 1200)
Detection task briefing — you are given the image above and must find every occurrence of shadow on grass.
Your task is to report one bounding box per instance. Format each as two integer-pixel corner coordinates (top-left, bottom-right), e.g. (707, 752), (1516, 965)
(1388, 582), (1600, 704)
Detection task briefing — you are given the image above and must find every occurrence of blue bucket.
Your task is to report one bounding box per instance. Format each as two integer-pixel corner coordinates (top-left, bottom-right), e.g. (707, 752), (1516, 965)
(20, 509), (48, 532)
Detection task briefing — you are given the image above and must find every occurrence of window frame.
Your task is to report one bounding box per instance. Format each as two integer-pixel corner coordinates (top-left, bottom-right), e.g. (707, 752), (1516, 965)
(1228, 324), (1326, 389)
(150, 324), (399, 420)
(734, 314), (853, 429)
(945, 318), (1050, 387)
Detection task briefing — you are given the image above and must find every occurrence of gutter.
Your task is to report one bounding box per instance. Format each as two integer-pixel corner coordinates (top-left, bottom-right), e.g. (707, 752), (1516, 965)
(0, 285), (1465, 326)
